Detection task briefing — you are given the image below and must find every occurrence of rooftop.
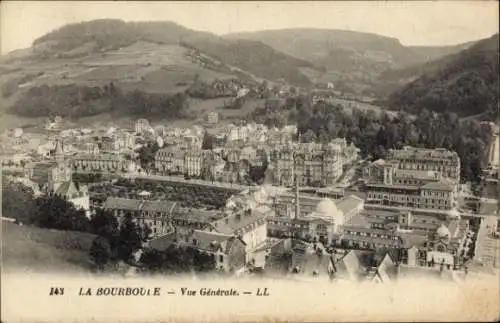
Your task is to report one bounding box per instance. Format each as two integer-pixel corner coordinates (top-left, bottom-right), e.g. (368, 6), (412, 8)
(421, 180), (455, 191)
(148, 232), (177, 251)
(173, 209), (225, 223)
(187, 230), (240, 253)
(212, 208), (269, 235)
(336, 195), (364, 214)
(389, 146), (459, 159)
(103, 197), (177, 214)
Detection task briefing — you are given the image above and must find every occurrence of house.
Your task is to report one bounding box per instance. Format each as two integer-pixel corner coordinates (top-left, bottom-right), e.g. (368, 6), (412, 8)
(210, 206), (270, 263)
(290, 241), (336, 277)
(103, 197), (178, 238)
(184, 149), (203, 177)
(331, 250), (398, 283)
(53, 180), (90, 217)
(170, 209), (225, 239)
(187, 230), (247, 273)
(135, 119), (151, 134)
(148, 232), (178, 251)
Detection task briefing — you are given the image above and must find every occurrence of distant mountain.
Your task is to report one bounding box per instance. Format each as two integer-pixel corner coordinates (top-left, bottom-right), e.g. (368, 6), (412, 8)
(386, 34), (499, 119)
(227, 28), (474, 95)
(22, 20), (314, 85)
(0, 20), (317, 119)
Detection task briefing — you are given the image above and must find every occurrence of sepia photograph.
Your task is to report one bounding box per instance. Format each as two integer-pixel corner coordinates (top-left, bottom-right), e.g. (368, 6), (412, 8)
(0, 1), (499, 322)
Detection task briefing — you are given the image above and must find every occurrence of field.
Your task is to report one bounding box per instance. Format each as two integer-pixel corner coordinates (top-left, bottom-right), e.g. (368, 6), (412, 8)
(1, 220), (97, 273)
(0, 42), (237, 116)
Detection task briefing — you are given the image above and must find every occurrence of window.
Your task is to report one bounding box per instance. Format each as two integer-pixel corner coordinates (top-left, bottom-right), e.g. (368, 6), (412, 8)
(219, 255), (224, 263)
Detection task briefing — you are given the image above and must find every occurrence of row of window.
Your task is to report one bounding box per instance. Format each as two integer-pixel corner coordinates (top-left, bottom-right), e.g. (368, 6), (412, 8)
(367, 193), (452, 205)
(344, 230), (396, 240)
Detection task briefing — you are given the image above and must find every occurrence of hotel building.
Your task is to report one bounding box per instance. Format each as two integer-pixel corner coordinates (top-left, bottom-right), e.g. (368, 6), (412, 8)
(363, 147), (460, 214)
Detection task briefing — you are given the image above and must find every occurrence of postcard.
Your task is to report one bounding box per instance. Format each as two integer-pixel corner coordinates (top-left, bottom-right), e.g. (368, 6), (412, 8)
(1, 1), (499, 322)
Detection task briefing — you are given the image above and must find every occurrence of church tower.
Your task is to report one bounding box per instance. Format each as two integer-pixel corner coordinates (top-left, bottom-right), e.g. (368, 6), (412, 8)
(54, 138), (65, 165)
(48, 138), (72, 192)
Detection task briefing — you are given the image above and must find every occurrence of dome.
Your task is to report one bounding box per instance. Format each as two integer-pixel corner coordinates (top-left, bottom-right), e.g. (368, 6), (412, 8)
(448, 208), (461, 218)
(436, 224), (451, 239)
(315, 198), (344, 225)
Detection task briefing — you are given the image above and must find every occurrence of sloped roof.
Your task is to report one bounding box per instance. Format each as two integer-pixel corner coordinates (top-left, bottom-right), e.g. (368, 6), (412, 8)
(149, 232), (177, 251)
(334, 250), (361, 280)
(103, 197), (143, 211)
(421, 180), (455, 191)
(212, 208), (269, 235)
(141, 200), (177, 213)
(55, 180), (86, 197)
(187, 230), (243, 253)
(347, 214), (371, 228)
(400, 232), (428, 249)
(173, 209), (224, 223)
(294, 253), (334, 276)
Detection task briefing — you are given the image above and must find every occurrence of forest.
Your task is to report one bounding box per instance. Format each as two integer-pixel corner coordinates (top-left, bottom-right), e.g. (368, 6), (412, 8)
(251, 95), (493, 184)
(10, 82), (189, 119)
(387, 34), (499, 120)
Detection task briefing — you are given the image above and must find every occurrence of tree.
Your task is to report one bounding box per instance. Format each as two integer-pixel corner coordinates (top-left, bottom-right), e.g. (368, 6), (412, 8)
(138, 141), (160, 170)
(117, 213), (143, 262)
(139, 248), (164, 272)
(301, 129), (316, 143)
(34, 194), (90, 232)
(90, 209), (120, 247)
(201, 133), (214, 150)
(90, 236), (111, 271)
(2, 178), (37, 224)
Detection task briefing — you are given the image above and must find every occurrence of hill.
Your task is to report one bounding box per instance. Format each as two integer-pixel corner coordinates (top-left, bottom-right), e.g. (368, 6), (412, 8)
(1, 221), (97, 273)
(226, 28), (473, 95)
(0, 20), (315, 120)
(386, 34), (499, 119)
(2, 19), (314, 87)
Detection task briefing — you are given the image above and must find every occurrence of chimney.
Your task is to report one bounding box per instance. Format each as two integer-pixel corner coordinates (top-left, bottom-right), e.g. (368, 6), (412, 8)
(294, 165), (300, 220)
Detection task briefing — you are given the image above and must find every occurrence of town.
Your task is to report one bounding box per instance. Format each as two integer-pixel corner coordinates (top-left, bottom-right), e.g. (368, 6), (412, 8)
(2, 96), (499, 284)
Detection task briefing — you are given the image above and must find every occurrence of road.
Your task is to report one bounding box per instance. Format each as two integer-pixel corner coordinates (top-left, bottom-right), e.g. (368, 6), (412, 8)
(474, 215), (500, 269)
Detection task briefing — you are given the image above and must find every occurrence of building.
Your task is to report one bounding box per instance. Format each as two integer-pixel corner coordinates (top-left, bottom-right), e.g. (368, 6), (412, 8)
(184, 149), (203, 177)
(330, 250), (398, 283)
(135, 119), (151, 134)
(210, 206), (270, 264)
(103, 197), (179, 238)
(84, 142), (100, 155)
(186, 230), (247, 273)
(226, 125), (249, 143)
(99, 133), (135, 152)
(207, 112), (219, 124)
(71, 153), (133, 174)
(269, 141), (344, 187)
(290, 242), (336, 277)
(386, 146), (461, 182)
(183, 135), (202, 150)
(24, 160), (57, 188)
(339, 213), (402, 250)
(364, 159), (459, 213)
(155, 147), (185, 175)
(268, 175), (364, 245)
(423, 219), (471, 268)
(170, 209), (225, 239)
(49, 139), (90, 216)
(52, 180), (90, 216)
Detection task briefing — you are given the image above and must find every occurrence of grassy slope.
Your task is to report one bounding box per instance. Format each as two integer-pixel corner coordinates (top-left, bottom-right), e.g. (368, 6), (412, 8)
(1, 221), (97, 273)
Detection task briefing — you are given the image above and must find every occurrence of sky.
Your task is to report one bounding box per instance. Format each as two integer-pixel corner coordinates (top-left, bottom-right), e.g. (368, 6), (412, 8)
(1, 1), (498, 54)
